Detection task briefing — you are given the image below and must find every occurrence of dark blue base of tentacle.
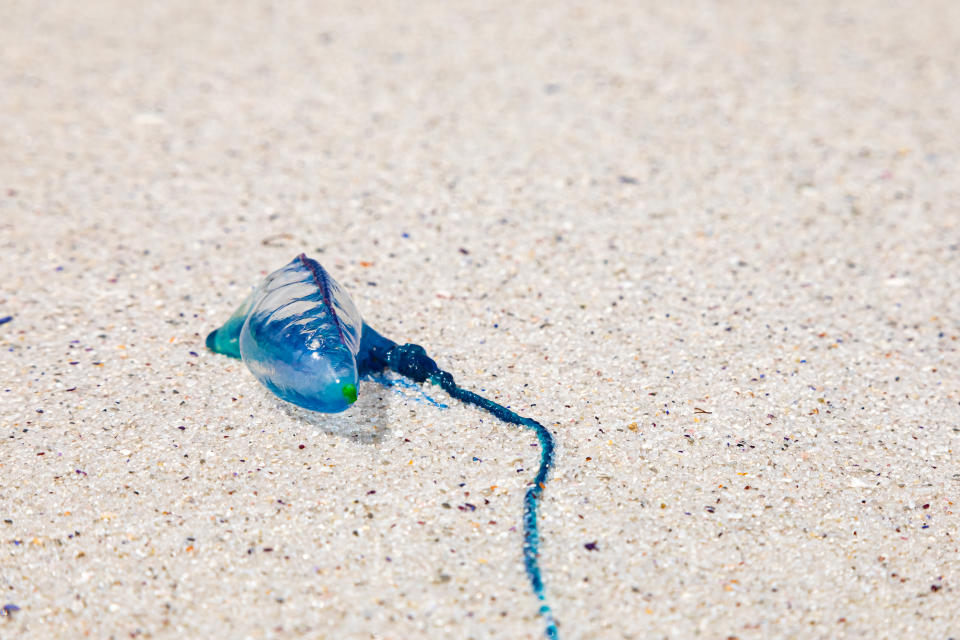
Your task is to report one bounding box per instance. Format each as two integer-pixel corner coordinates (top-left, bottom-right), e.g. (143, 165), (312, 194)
(359, 325), (559, 640)
(357, 323), (399, 376)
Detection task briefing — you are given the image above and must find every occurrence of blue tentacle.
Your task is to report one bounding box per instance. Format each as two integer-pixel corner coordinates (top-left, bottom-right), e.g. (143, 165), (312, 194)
(360, 326), (560, 639)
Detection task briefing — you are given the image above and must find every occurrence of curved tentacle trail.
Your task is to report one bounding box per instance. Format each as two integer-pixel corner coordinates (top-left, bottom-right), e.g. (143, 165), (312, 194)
(208, 255), (560, 639)
(359, 326), (559, 639)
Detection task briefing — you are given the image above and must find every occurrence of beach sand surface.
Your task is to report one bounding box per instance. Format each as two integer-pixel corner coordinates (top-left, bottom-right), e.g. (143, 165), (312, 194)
(2, 1), (959, 638)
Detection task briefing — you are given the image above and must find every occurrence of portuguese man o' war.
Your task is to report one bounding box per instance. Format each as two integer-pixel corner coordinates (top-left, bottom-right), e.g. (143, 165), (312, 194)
(206, 254), (560, 639)
(206, 255), (362, 412)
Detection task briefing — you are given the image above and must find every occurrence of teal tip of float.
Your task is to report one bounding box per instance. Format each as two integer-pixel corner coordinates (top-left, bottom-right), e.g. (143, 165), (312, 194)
(341, 382), (358, 404)
(206, 327), (242, 359)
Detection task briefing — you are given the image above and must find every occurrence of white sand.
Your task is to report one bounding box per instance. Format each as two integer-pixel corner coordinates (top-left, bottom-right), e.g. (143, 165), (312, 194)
(2, 1), (959, 638)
